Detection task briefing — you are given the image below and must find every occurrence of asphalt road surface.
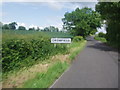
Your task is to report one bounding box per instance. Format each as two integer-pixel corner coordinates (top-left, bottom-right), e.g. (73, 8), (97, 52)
(51, 36), (118, 88)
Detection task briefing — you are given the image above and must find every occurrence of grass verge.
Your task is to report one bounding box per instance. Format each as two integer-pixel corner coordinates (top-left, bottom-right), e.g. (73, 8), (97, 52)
(94, 36), (119, 51)
(94, 36), (107, 43)
(69, 40), (87, 61)
(22, 61), (68, 88)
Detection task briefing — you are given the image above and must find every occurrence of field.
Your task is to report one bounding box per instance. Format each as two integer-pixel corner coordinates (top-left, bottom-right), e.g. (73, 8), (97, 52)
(2, 30), (86, 88)
(2, 30), (73, 39)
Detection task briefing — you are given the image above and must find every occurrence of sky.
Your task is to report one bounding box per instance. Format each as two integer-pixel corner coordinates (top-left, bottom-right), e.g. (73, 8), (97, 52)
(1, 1), (106, 33)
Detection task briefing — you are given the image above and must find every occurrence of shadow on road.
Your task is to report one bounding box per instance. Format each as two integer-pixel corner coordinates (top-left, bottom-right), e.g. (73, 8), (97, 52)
(87, 42), (118, 52)
(87, 41), (120, 62)
(86, 36), (119, 61)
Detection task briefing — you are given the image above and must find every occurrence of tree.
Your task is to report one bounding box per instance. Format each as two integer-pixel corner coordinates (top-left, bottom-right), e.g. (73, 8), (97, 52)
(55, 27), (59, 32)
(98, 32), (106, 38)
(62, 7), (101, 38)
(9, 22), (17, 30)
(29, 27), (35, 31)
(36, 27), (40, 31)
(18, 26), (26, 30)
(44, 27), (49, 31)
(95, 2), (120, 48)
(2, 24), (9, 30)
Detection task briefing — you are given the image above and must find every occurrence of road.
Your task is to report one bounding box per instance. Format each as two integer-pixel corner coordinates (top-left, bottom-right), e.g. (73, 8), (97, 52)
(51, 36), (118, 88)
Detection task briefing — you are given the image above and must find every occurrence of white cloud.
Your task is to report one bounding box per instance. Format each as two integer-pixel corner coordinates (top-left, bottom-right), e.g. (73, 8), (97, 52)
(3, 22), (29, 29)
(46, 2), (64, 10)
(0, 2), (2, 21)
(97, 24), (107, 34)
(3, 22), (11, 24)
(42, 2), (97, 11)
(29, 24), (44, 30)
(3, 0), (98, 2)
(2, 22), (44, 30)
(29, 24), (38, 29)
(41, 15), (63, 30)
(39, 26), (44, 29)
(17, 22), (29, 29)
(17, 22), (26, 27)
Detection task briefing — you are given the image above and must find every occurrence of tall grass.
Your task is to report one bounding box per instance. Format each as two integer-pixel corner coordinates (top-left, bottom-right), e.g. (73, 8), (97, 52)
(69, 40), (87, 60)
(23, 61), (68, 88)
(94, 36), (107, 43)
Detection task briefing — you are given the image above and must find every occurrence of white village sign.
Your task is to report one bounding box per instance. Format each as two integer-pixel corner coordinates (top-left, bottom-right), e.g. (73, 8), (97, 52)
(51, 38), (71, 43)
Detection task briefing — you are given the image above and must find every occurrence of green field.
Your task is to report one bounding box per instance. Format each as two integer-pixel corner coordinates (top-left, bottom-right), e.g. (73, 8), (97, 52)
(2, 30), (73, 40)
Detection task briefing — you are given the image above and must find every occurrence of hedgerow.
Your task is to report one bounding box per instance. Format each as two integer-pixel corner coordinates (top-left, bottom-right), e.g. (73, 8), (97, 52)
(2, 36), (68, 73)
(73, 36), (83, 42)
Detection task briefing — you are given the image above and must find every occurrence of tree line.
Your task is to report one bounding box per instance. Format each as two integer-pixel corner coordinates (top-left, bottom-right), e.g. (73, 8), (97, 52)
(95, 2), (120, 48)
(1, 22), (60, 32)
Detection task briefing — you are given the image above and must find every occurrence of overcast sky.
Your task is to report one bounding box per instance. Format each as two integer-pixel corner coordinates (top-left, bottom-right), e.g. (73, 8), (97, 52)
(1, 1), (106, 33)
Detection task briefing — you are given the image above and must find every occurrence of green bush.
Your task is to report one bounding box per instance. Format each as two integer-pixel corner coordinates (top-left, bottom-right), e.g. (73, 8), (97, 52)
(94, 36), (107, 43)
(2, 36), (68, 73)
(73, 36), (83, 42)
(98, 32), (106, 38)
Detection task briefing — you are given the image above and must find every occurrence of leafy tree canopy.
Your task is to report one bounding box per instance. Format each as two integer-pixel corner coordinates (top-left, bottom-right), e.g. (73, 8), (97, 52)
(62, 7), (102, 38)
(9, 22), (17, 30)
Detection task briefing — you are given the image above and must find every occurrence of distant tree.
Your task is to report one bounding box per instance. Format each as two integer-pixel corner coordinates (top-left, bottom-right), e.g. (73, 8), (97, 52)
(56, 27), (59, 32)
(2, 24), (10, 30)
(18, 26), (26, 30)
(44, 27), (49, 31)
(29, 27), (35, 31)
(36, 27), (40, 31)
(49, 26), (59, 32)
(49, 26), (55, 32)
(9, 22), (17, 30)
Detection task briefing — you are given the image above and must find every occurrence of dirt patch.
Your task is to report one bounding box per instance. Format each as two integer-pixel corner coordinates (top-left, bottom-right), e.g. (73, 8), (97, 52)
(51, 54), (69, 63)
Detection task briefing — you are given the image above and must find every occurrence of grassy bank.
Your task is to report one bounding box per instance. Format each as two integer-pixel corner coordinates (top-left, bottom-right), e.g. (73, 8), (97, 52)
(69, 40), (86, 61)
(23, 61), (68, 88)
